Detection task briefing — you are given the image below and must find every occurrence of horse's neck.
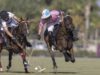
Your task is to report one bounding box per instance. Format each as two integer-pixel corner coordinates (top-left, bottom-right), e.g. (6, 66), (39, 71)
(60, 25), (67, 35)
(56, 25), (67, 39)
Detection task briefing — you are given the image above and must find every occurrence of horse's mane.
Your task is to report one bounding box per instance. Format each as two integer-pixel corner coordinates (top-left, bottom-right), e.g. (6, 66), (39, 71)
(57, 15), (73, 38)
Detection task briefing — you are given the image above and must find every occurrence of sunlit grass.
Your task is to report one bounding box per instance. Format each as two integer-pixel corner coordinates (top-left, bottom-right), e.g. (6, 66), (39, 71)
(0, 56), (100, 75)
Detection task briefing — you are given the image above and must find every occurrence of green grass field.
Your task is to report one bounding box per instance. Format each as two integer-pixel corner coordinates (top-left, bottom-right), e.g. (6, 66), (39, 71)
(0, 56), (100, 75)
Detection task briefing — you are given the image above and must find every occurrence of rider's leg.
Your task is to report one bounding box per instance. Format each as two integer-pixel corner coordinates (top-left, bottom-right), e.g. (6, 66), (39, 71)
(50, 32), (56, 46)
(53, 24), (60, 41)
(2, 32), (9, 48)
(52, 24), (60, 48)
(20, 51), (29, 73)
(48, 31), (56, 51)
(44, 29), (48, 38)
(48, 25), (56, 47)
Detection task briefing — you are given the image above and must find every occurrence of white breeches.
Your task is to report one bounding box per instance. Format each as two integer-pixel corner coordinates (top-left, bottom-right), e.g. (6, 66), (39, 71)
(47, 25), (54, 32)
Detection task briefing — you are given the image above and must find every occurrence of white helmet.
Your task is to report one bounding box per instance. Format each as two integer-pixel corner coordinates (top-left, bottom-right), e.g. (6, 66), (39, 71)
(41, 9), (51, 19)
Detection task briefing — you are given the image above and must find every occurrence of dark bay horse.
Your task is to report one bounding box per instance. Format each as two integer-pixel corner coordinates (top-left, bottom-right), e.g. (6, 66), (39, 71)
(44, 15), (75, 69)
(0, 18), (30, 73)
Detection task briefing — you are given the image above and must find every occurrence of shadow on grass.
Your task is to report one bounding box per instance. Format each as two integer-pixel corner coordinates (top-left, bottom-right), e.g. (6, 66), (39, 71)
(3, 70), (78, 74)
(1, 70), (34, 74)
(45, 71), (78, 74)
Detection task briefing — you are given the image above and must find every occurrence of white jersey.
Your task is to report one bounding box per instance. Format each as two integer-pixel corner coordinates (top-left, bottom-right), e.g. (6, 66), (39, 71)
(0, 12), (18, 31)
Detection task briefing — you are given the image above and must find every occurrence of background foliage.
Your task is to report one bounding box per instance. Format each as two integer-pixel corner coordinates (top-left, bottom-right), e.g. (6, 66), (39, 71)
(0, 0), (99, 38)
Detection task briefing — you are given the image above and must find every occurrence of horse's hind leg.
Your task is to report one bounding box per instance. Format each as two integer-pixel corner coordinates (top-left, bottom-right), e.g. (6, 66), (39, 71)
(20, 51), (29, 73)
(0, 44), (3, 72)
(0, 51), (3, 71)
(7, 49), (13, 71)
(70, 48), (75, 63)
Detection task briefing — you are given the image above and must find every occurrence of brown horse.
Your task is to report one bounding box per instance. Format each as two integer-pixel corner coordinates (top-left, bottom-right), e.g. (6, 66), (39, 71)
(0, 18), (30, 73)
(44, 15), (75, 69)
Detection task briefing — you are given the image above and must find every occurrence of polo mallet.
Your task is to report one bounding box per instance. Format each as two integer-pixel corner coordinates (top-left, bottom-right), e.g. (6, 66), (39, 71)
(24, 44), (46, 72)
(27, 46), (34, 65)
(14, 40), (25, 51)
(34, 65), (46, 72)
(11, 37), (25, 52)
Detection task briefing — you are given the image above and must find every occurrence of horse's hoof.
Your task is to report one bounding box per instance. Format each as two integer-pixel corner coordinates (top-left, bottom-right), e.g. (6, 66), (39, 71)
(25, 68), (29, 73)
(7, 66), (9, 69)
(0, 68), (3, 72)
(7, 65), (11, 70)
(53, 67), (57, 74)
(65, 59), (69, 62)
(53, 65), (58, 69)
(71, 59), (75, 63)
(65, 57), (70, 62)
(38, 68), (46, 72)
(25, 71), (29, 73)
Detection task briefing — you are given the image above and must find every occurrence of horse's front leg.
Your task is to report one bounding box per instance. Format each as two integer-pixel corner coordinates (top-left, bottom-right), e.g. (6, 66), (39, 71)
(0, 51), (3, 72)
(20, 51), (29, 73)
(47, 42), (57, 69)
(0, 44), (3, 72)
(48, 48), (57, 69)
(62, 48), (73, 62)
(45, 36), (57, 69)
(70, 48), (75, 63)
(7, 49), (13, 71)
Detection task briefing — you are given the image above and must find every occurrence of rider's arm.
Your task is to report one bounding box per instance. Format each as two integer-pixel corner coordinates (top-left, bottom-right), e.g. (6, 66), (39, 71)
(2, 22), (13, 38)
(13, 16), (20, 22)
(38, 20), (44, 35)
(8, 12), (20, 22)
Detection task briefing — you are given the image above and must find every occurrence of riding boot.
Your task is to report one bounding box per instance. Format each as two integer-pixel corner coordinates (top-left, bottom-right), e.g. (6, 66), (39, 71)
(51, 32), (56, 49)
(52, 24), (59, 49)
(53, 34), (57, 48)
